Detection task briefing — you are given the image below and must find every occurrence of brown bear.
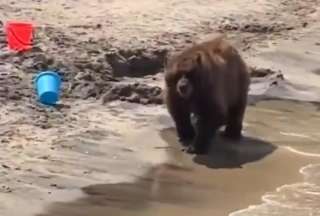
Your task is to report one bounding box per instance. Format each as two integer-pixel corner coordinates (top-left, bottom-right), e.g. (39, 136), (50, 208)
(163, 35), (250, 154)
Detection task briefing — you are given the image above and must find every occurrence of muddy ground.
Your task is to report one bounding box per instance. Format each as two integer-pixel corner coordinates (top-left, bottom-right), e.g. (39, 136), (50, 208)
(0, 0), (320, 215)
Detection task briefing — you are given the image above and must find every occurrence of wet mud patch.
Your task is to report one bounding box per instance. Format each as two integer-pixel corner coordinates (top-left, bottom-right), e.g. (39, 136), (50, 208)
(36, 164), (202, 216)
(37, 100), (320, 216)
(1, 1), (320, 215)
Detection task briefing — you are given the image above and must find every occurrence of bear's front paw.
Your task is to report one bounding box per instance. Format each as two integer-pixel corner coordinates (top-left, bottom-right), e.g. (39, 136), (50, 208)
(186, 144), (207, 154)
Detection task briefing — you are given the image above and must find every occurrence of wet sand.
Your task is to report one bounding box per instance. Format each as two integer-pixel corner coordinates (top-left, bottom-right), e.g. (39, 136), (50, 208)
(35, 137), (320, 216)
(0, 0), (320, 215)
(32, 100), (320, 216)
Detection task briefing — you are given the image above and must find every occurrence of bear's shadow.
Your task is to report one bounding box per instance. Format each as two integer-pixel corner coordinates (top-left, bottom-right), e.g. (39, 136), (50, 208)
(160, 128), (277, 169)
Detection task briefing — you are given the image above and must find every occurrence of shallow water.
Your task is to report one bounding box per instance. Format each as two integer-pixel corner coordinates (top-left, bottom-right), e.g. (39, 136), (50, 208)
(37, 100), (320, 216)
(230, 165), (320, 216)
(231, 101), (320, 216)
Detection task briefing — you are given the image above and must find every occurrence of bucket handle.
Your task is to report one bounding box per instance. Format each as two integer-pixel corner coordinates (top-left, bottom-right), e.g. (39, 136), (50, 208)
(7, 26), (33, 46)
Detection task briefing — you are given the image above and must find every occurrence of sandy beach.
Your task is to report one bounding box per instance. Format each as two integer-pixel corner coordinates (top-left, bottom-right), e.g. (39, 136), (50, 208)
(0, 0), (320, 215)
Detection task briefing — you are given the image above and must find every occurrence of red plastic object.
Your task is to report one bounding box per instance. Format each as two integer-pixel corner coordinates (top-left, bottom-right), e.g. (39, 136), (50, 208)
(5, 21), (33, 51)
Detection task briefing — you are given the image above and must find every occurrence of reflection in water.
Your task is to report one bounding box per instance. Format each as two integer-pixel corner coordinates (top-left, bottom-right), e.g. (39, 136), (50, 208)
(36, 164), (205, 216)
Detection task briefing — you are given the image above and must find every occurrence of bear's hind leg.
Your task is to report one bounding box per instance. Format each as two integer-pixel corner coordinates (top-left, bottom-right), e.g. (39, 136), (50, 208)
(224, 102), (246, 140)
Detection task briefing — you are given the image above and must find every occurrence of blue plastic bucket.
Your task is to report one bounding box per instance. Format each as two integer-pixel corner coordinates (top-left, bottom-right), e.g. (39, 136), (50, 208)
(34, 71), (61, 105)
